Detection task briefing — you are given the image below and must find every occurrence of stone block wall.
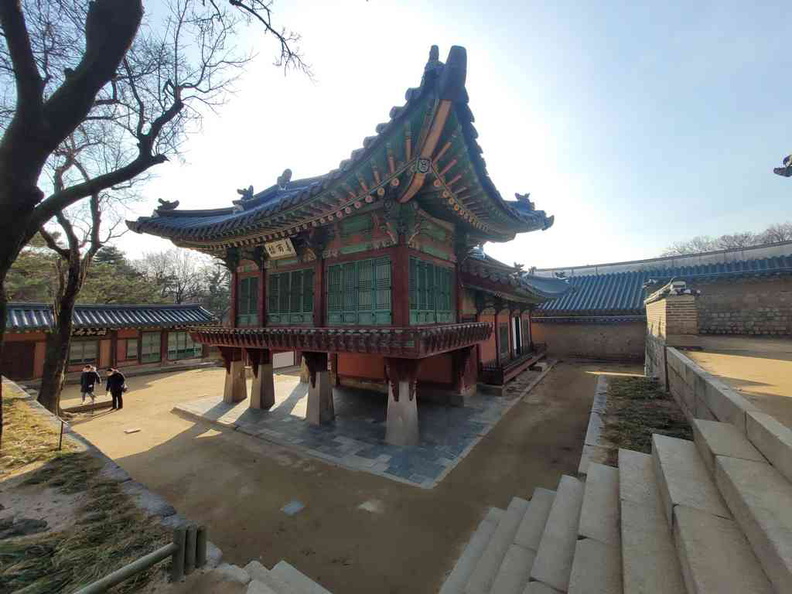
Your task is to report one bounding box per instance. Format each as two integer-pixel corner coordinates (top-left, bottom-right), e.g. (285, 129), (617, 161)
(666, 347), (761, 432)
(693, 278), (792, 336)
(645, 333), (667, 387)
(531, 320), (645, 361)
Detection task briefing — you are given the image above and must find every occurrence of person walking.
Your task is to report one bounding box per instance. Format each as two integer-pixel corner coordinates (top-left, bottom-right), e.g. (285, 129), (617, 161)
(80, 365), (101, 404)
(105, 367), (127, 410)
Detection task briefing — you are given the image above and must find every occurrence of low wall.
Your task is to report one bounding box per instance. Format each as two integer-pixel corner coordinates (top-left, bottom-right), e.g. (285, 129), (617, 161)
(531, 321), (645, 361)
(666, 347), (760, 431)
(665, 347), (792, 485)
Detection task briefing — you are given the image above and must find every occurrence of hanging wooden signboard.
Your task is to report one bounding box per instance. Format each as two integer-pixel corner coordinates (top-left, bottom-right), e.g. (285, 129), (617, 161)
(264, 238), (297, 260)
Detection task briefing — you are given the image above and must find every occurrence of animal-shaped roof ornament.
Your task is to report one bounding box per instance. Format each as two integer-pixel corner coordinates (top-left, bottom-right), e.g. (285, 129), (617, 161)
(277, 168), (292, 189)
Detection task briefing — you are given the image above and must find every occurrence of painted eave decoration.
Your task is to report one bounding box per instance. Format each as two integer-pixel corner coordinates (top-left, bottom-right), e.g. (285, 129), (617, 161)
(127, 45), (554, 252)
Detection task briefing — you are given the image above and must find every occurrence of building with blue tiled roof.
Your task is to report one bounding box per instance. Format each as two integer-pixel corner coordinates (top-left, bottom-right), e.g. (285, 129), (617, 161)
(1, 303), (218, 381)
(531, 241), (792, 360)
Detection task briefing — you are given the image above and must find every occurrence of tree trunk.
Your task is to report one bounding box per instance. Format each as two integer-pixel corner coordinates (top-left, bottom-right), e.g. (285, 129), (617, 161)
(37, 258), (81, 414)
(0, 277), (7, 448)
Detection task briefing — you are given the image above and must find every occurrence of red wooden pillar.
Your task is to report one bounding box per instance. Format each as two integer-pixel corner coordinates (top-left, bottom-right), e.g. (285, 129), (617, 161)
(313, 257), (325, 327)
(257, 264), (266, 327)
(507, 308), (514, 360)
(454, 265), (462, 323)
(392, 241), (410, 326)
(493, 309), (501, 368)
(229, 269), (239, 328)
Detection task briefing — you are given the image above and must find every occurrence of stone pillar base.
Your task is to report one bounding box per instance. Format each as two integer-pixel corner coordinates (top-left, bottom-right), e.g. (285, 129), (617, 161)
(304, 352), (334, 425)
(386, 380), (419, 446)
(384, 358), (422, 446)
(223, 359), (247, 404)
(307, 370), (334, 425)
(250, 363), (275, 410)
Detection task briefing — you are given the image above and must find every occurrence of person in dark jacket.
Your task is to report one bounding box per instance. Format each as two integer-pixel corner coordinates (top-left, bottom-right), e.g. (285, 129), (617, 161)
(80, 365), (101, 404)
(105, 368), (126, 410)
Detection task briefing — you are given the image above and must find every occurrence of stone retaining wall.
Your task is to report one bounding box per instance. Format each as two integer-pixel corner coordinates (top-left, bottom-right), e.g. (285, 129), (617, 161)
(664, 348), (792, 485)
(694, 277), (792, 336)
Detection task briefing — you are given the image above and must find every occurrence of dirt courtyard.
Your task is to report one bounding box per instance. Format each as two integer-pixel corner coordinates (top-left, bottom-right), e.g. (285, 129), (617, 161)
(63, 361), (638, 593)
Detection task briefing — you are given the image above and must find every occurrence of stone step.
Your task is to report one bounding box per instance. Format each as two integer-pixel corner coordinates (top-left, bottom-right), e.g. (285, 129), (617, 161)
(529, 475), (585, 592)
(244, 561), (290, 594)
(651, 434), (731, 527)
(578, 463), (619, 546)
(618, 449), (658, 508)
(247, 580), (280, 594)
(746, 410), (792, 484)
(692, 419), (765, 475)
(617, 449), (686, 594)
(464, 497), (530, 594)
(488, 544), (536, 594)
(270, 560), (332, 594)
(514, 488), (556, 551)
(439, 507), (505, 594)
(567, 538), (621, 594)
(620, 498), (685, 594)
(715, 455), (792, 593)
(524, 582), (562, 594)
(674, 505), (773, 594)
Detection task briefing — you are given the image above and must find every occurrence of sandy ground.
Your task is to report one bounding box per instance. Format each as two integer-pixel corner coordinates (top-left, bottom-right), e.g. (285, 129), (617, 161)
(63, 361), (639, 594)
(685, 336), (792, 427)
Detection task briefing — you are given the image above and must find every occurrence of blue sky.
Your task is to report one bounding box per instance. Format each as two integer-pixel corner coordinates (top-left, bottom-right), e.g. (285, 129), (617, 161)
(119, 0), (792, 268)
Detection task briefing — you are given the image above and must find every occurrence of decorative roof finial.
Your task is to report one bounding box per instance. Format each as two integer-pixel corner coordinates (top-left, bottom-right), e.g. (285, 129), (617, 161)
(155, 198), (179, 214)
(277, 168), (292, 189)
(236, 185), (254, 201)
(515, 192), (535, 210)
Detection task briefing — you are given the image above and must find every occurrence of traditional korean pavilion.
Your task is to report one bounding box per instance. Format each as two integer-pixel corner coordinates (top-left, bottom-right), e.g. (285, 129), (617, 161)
(129, 46), (569, 445)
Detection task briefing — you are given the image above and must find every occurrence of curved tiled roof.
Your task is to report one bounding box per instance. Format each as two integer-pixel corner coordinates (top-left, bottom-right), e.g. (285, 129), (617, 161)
(463, 247), (571, 303)
(536, 255), (792, 315)
(7, 303), (217, 332)
(129, 46), (554, 249)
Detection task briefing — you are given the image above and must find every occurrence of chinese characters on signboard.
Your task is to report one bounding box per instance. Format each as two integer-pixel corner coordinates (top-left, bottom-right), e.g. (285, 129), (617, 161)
(264, 238), (297, 260)
(72, 328), (108, 337)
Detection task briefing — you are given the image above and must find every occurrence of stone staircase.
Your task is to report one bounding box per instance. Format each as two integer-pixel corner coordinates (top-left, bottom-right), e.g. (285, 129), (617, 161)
(439, 417), (792, 593)
(211, 558), (333, 593)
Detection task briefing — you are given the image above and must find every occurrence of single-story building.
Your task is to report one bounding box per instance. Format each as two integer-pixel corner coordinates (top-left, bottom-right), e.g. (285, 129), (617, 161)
(531, 241), (792, 360)
(2, 303), (220, 381)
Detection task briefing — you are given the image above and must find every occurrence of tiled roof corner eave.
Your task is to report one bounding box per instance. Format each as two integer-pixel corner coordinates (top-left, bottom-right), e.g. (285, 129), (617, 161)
(128, 78), (439, 246)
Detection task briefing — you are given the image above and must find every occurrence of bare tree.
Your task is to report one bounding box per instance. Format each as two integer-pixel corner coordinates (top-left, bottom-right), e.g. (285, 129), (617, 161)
(137, 248), (205, 304)
(662, 222), (792, 256)
(0, 0), (306, 435)
(759, 222), (792, 244)
(37, 175), (125, 413)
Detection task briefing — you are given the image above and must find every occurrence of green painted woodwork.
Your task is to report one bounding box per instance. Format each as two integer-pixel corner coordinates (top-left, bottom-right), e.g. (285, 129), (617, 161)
(327, 257), (392, 325)
(409, 257), (455, 324)
(417, 243), (454, 261)
(268, 268), (314, 325)
(237, 276), (259, 327)
(340, 214), (373, 236)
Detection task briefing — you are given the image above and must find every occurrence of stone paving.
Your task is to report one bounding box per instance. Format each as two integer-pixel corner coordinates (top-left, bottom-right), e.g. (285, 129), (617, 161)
(175, 371), (544, 489)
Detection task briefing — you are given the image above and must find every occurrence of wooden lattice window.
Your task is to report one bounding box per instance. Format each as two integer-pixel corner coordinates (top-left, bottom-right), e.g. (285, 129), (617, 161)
(327, 257), (391, 325)
(236, 276), (259, 327)
(409, 257), (455, 324)
(499, 323), (510, 360)
(141, 331), (161, 363)
(268, 268), (314, 325)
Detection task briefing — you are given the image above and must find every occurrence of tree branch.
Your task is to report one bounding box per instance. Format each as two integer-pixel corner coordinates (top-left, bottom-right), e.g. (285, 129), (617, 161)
(0, 0), (44, 113)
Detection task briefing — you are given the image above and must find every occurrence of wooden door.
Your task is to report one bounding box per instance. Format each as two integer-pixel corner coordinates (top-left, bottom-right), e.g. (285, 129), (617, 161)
(1, 342), (35, 380)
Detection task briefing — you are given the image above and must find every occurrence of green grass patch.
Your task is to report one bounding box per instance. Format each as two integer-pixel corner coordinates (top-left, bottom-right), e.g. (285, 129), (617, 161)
(602, 376), (692, 455)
